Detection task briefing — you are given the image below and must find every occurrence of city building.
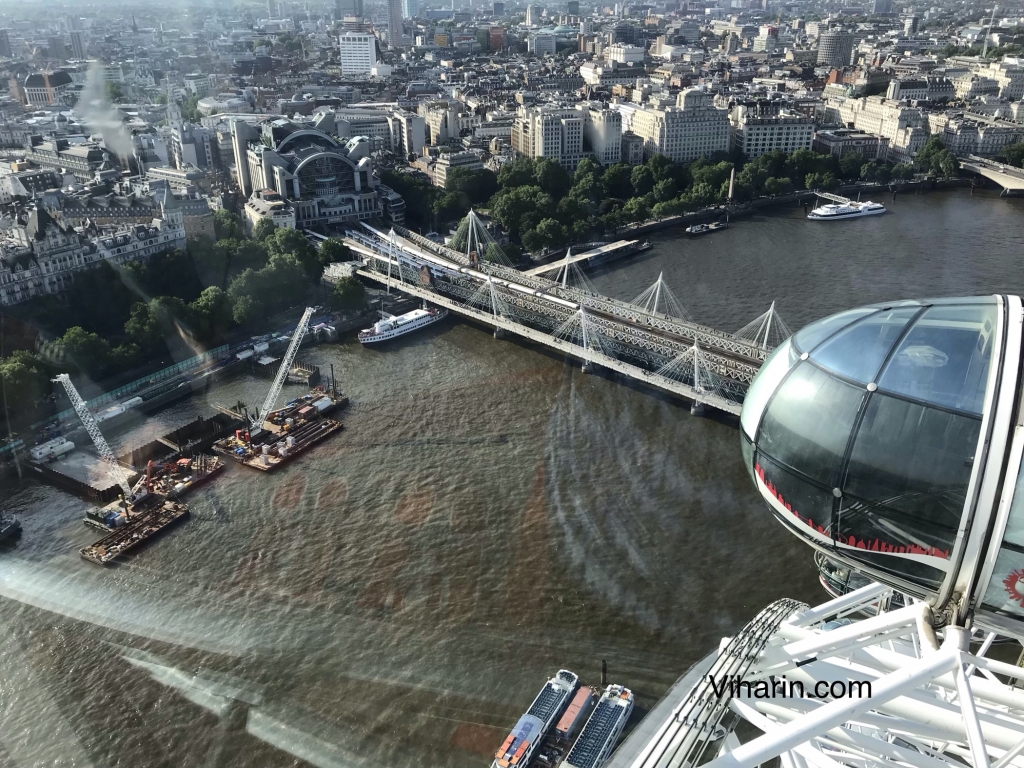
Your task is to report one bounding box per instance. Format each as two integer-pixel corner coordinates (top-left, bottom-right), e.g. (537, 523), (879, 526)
(338, 32), (377, 75)
(231, 119), (402, 228)
(511, 105), (585, 170)
(0, 206), (184, 306)
(628, 89), (730, 163)
(22, 71), (74, 106)
(605, 43), (645, 64)
(927, 113), (1024, 157)
(388, 0), (404, 47)
(529, 32), (557, 56)
(170, 122), (218, 170)
(146, 165), (210, 193)
(0, 29), (11, 59)
(886, 77), (955, 102)
(493, 2), (505, 15)
(433, 151), (483, 188)
(402, 0), (417, 18)
(729, 104), (814, 158)
(835, 95), (929, 163)
(244, 188), (297, 232)
(69, 31), (85, 59)
(816, 31), (855, 68)
(183, 73), (213, 99)
(812, 127), (890, 159)
(578, 103), (623, 165)
(23, 137), (117, 182)
(526, 5), (544, 25)
(621, 132), (645, 165)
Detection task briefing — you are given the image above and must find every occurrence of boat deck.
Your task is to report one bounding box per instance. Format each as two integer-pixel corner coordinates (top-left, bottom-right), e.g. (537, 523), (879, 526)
(228, 418), (342, 472)
(80, 501), (190, 565)
(564, 691), (632, 768)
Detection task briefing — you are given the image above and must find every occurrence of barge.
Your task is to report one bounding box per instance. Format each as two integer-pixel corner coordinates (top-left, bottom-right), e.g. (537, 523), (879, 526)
(211, 390), (346, 473)
(80, 499), (190, 566)
(493, 669), (579, 768)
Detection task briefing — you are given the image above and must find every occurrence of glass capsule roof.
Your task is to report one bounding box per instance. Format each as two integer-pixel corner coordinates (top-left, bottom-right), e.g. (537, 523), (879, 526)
(741, 297), (999, 593)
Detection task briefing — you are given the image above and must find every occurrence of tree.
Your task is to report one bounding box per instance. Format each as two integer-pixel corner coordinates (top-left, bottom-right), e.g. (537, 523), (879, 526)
(318, 238), (352, 266)
(602, 163), (634, 200)
(653, 178), (678, 203)
(330, 276), (366, 312)
(497, 158), (537, 188)
(488, 185), (552, 238)
(892, 163), (915, 180)
(839, 152), (866, 180)
(630, 165), (655, 196)
(445, 167), (498, 206)
(997, 141), (1024, 168)
(533, 158), (572, 199)
(432, 191), (470, 225)
(786, 149), (826, 187)
(533, 218), (568, 249)
(763, 176), (794, 196)
(0, 350), (49, 419)
(623, 195), (651, 223)
(251, 218), (277, 242)
(189, 287), (234, 341)
(213, 209), (244, 241)
(265, 227), (320, 281)
(59, 326), (112, 378)
(124, 302), (163, 356)
(105, 82), (124, 103)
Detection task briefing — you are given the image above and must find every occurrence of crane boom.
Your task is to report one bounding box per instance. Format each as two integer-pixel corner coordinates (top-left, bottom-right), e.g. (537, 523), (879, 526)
(251, 307), (315, 430)
(52, 374), (133, 500)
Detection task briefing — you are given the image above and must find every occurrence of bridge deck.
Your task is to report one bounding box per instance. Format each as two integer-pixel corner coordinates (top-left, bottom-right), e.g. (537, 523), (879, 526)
(523, 240), (640, 276)
(961, 156), (1024, 191)
(354, 265), (742, 416)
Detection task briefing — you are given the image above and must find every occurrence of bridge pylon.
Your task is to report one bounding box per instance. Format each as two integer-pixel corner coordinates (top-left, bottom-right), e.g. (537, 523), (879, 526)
(735, 301), (792, 350)
(630, 272), (693, 321)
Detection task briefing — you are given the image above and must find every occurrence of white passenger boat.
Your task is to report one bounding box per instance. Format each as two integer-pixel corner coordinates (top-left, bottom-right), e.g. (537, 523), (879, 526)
(358, 305), (448, 345)
(807, 200), (886, 220)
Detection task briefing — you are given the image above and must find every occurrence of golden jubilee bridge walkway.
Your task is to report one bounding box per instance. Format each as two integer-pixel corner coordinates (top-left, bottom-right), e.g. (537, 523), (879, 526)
(338, 218), (789, 418)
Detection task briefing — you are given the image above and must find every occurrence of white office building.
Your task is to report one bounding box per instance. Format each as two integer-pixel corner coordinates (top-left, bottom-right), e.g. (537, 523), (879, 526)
(529, 32), (557, 56)
(339, 32), (377, 75)
(629, 89), (730, 163)
(729, 106), (814, 158)
(511, 105), (585, 170)
(578, 103), (622, 164)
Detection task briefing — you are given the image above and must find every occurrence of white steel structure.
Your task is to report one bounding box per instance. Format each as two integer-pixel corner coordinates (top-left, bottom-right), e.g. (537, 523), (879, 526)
(614, 295), (1024, 768)
(52, 374), (133, 500)
(251, 307), (315, 431)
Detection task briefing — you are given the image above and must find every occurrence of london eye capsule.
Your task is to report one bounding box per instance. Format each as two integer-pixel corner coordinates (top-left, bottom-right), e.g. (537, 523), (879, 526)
(740, 295), (1024, 635)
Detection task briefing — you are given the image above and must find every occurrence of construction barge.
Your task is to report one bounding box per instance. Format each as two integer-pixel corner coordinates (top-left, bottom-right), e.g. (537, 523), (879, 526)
(211, 390), (346, 472)
(80, 498), (190, 566)
(83, 454), (225, 531)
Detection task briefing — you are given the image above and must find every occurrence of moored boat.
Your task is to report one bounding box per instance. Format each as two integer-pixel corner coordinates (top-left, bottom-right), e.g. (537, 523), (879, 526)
(686, 221), (729, 236)
(358, 305), (448, 345)
(807, 200), (886, 220)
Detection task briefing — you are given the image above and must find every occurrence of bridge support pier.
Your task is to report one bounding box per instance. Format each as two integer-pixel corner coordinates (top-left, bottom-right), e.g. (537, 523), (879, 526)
(690, 401), (706, 416)
(493, 327), (505, 339)
(581, 361), (594, 374)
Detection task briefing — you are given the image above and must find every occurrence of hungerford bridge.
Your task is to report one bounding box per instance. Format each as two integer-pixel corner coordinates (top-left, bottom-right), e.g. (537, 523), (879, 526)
(340, 213), (789, 417)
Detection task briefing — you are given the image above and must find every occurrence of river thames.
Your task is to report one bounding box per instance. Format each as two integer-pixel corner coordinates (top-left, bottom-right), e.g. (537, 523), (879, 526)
(0, 189), (1022, 767)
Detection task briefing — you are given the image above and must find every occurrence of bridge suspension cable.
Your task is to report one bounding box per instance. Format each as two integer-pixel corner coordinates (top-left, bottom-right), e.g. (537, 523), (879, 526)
(464, 276), (512, 319)
(630, 272), (693, 322)
(550, 248), (600, 294)
(735, 301), (792, 350)
(655, 341), (737, 403)
(553, 308), (608, 366)
(447, 209), (515, 268)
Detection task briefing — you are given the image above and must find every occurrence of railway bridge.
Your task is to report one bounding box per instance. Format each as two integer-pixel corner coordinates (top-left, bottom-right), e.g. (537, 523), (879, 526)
(338, 218), (786, 417)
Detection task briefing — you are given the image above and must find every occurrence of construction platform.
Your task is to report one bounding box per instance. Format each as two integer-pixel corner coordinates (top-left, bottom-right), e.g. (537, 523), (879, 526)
(80, 499), (191, 566)
(212, 390), (347, 473)
(29, 450), (139, 503)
